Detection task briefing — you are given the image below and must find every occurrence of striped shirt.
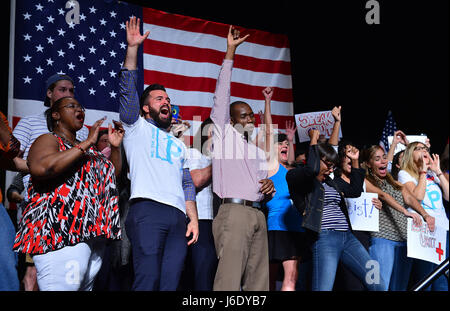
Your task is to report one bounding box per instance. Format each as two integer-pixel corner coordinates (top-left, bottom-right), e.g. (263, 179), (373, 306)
(321, 182), (350, 231)
(12, 112), (89, 200)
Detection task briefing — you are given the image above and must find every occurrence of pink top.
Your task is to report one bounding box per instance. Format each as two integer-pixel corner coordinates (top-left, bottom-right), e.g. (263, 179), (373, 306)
(210, 60), (267, 202)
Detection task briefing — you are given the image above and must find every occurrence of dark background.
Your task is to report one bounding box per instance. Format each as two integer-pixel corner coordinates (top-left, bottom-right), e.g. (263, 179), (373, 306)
(1, 0), (448, 153)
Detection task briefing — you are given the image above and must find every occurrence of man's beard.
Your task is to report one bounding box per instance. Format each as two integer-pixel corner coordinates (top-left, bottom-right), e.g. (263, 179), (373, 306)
(149, 105), (172, 129)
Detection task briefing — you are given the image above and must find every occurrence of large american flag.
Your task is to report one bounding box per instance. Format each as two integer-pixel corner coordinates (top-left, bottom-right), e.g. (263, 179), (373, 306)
(9, 0), (293, 145)
(379, 110), (398, 153)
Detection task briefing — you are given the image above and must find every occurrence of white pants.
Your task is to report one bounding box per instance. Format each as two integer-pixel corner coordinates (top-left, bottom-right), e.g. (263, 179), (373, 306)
(32, 238), (106, 291)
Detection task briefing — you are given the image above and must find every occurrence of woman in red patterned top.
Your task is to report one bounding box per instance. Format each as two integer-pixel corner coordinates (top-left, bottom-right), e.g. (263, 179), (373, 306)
(13, 97), (124, 290)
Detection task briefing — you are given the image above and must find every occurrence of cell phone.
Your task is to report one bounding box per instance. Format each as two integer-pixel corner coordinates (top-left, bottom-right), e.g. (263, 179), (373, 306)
(171, 105), (180, 122)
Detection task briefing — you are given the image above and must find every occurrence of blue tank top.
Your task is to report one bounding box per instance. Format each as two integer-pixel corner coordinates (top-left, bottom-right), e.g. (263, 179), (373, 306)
(266, 164), (304, 232)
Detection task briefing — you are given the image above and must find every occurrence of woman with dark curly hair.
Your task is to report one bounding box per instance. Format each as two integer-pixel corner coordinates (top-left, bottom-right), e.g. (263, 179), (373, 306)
(286, 129), (384, 291)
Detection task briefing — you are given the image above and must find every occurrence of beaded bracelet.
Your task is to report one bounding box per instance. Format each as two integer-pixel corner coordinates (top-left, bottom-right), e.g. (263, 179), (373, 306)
(74, 144), (86, 154)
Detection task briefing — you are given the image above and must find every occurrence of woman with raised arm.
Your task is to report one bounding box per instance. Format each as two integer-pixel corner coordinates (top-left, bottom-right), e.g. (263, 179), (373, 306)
(361, 145), (434, 291)
(398, 141), (449, 291)
(332, 141), (383, 290)
(13, 96), (124, 291)
(259, 87), (304, 291)
(286, 129), (385, 291)
(386, 130), (408, 172)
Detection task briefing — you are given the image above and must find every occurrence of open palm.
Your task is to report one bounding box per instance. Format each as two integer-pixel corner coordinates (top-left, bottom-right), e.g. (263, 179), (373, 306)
(285, 120), (297, 142)
(126, 16), (150, 47)
(108, 120), (125, 148)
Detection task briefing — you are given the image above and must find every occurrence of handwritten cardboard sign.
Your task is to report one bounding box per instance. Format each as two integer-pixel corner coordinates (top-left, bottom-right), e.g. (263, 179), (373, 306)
(407, 218), (447, 265)
(295, 110), (342, 143)
(387, 135), (428, 155)
(345, 193), (379, 232)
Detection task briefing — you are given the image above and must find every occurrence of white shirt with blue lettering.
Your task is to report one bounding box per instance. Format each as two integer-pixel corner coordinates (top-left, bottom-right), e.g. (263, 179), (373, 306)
(398, 170), (449, 230)
(123, 116), (188, 214)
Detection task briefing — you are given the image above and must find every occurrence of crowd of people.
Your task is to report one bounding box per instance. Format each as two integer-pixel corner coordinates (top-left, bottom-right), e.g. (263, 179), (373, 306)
(0, 17), (448, 291)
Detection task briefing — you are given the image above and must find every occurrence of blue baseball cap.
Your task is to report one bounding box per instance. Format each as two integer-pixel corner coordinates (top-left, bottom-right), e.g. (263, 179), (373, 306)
(44, 74), (74, 107)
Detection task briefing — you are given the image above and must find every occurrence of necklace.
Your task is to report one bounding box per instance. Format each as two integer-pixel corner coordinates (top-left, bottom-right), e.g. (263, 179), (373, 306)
(53, 131), (79, 146)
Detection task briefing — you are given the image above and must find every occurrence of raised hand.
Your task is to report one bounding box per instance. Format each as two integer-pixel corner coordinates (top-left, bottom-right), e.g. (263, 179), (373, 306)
(346, 145), (359, 161)
(225, 25), (249, 60)
(171, 121), (191, 139)
(86, 117), (106, 147)
(285, 120), (297, 143)
(308, 128), (320, 144)
(429, 153), (442, 174)
(257, 110), (264, 125)
(331, 106), (342, 122)
(227, 25), (250, 49)
(262, 87), (274, 101)
(419, 152), (430, 172)
(108, 120), (125, 148)
(126, 16), (150, 48)
(392, 130), (408, 146)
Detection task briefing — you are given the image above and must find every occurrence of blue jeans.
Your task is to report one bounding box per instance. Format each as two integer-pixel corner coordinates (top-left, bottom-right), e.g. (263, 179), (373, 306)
(369, 237), (412, 291)
(125, 199), (187, 291)
(0, 203), (19, 291)
(312, 229), (385, 291)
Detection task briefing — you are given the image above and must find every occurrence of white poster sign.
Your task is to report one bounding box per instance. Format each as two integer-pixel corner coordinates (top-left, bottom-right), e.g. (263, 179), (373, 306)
(407, 218), (447, 265)
(387, 135), (428, 155)
(295, 110), (342, 143)
(345, 193), (379, 232)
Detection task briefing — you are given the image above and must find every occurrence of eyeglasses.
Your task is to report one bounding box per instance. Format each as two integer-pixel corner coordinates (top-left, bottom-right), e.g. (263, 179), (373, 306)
(414, 146), (430, 153)
(321, 159), (335, 170)
(62, 103), (85, 112)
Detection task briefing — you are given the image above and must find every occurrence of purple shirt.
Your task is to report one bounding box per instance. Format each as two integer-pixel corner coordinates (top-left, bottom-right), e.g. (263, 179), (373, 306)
(210, 60), (267, 202)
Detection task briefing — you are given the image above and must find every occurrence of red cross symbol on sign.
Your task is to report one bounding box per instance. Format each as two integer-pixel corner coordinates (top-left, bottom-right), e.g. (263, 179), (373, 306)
(436, 242), (444, 261)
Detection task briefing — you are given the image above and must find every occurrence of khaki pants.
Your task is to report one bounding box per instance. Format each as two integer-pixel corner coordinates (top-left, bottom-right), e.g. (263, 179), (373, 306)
(212, 203), (269, 291)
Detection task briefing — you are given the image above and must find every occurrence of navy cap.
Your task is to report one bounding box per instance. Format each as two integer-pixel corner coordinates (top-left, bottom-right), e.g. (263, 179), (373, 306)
(44, 74), (74, 107)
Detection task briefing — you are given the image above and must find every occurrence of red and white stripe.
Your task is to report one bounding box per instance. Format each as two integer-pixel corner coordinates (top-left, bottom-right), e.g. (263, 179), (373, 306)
(142, 8), (294, 145)
(9, 8), (294, 140)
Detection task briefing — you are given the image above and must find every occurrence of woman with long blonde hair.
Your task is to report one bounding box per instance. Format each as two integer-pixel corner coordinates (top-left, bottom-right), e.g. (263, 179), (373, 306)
(361, 145), (435, 290)
(398, 141), (449, 291)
